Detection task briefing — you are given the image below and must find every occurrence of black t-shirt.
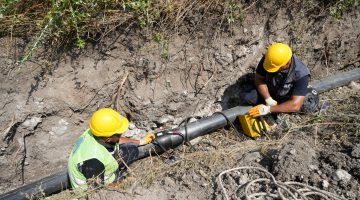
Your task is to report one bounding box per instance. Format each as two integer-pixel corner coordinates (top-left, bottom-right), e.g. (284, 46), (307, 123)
(256, 55), (310, 100)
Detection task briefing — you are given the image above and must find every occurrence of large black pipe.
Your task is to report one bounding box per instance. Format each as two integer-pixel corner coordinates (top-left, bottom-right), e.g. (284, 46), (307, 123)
(0, 171), (69, 200)
(137, 106), (250, 159)
(1, 68), (359, 200)
(311, 68), (360, 93)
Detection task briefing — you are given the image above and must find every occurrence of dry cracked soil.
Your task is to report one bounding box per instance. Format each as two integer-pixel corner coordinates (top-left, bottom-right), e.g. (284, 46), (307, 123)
(0, 1), (359, 200)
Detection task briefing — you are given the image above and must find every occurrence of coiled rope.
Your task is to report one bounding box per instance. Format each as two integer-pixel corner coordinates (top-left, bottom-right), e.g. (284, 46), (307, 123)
(218, 166), (347, 200)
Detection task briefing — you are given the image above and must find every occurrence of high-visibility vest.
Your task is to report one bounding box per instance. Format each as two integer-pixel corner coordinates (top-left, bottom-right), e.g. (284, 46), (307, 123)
(68, 129), (119, 190)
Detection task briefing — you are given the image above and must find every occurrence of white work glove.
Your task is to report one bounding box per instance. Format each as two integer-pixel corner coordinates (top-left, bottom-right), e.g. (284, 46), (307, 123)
(139, 133), (155, 145)
(248, 104), (271, 118)
(265, 97), (278, 106)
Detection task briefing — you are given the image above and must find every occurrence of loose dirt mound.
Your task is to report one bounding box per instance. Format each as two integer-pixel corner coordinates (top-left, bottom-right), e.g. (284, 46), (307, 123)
(0, 1), (359, 199)
(271, 140), (317, 182)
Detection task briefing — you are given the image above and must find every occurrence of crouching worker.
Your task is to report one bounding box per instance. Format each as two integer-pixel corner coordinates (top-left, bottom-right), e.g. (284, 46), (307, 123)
(243, 43), (319, 118)
(68, 108), (155, 191)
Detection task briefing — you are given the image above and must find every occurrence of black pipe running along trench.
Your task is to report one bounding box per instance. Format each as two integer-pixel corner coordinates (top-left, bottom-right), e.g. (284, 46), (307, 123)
(1, 68), (359, 200)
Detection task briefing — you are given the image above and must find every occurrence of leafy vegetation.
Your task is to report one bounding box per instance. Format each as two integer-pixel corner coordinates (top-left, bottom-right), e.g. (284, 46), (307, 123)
(329, 0), (358, 19)
(0, 0), (358, 61)
(0, 0), (248, 61)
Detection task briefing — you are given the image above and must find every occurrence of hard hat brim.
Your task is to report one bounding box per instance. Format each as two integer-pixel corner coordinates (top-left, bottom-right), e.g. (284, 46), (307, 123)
(263, 58), (280, 73)
(116, 117), (129, 134)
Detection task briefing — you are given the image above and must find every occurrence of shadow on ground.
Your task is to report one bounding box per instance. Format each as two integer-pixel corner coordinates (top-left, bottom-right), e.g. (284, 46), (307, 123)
(220, 73), (255, 110)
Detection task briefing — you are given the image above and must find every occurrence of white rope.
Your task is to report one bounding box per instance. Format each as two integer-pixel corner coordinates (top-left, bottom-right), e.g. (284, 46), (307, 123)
(218, 166), (347, 200)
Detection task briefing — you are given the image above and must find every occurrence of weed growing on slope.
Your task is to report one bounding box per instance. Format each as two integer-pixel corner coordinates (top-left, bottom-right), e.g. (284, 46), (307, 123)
(0, 0), (248, 62)
(330, 0), (358, 19)
(1, 0), (357, 63)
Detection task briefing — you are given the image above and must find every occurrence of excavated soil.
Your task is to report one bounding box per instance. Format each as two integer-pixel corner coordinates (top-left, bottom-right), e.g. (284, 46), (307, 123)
(0, 1), (359, 199)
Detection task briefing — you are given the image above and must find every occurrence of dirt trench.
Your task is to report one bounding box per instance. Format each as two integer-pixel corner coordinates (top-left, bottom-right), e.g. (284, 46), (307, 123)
(0, 1), (359, 199)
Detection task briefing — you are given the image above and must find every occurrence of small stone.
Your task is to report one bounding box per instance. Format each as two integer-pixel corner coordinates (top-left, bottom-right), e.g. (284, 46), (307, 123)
(198, 169), (209, 180)
(189, 136), (202, 146)
(142, 99), (151, 106)
(351, 144), (360, 158)
(182, 90), (188, 97)
(168, 102), (180, 112)
(201, 183), (208, 187)
(314, 44), (322, 50)
(163, 177), (176, 187)
(1, 148), (5, 151)
(242, 152), (261, 163)
(238, 174), (249, 185)
(192, 173), (200, 182)
(333, 169), (351, 182)
(128, 123), (136, 130)
(24, 161), (29, 166)
(166, 79), (171, 87)
(290, 149), (296, 155)
(157, 114), (175, 125)
(320, 173), (327, 179)
(299, 175), (304, 181)
(322, 180), (329, 188)
(51, 119), (69, 135)
(309, 165), (318, 171)
(23, 117), (42, 130)
(149, 122), (157, 129)
(349, 81), (360, 90)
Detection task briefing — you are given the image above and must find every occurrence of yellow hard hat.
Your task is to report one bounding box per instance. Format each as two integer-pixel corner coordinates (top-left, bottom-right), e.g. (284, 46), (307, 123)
(89, 108), (129, 137)
(263, 43), (292, 73)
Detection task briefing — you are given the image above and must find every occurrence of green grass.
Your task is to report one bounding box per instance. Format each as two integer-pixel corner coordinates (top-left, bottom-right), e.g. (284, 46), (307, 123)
(0, 0), (248, 61)
(0, 0), (358, 62)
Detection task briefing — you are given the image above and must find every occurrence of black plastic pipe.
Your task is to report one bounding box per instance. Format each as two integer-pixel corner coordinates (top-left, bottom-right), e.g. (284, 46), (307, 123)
(1, 68), (359, 200)
(137, 106), (250, 159)
(0, 171), (69, 200)
(311, 68), (360, 93)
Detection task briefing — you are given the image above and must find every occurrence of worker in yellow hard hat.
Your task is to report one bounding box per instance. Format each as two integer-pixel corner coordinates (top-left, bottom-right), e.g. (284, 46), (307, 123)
(242, 43), (319, 118)
(68, 108), (155, 191)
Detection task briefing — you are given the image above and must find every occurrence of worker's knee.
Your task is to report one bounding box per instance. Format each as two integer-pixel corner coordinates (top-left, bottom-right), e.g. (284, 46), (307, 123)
(241, 89), (262, 106)
(300, 87), (319, 113)
(119, 143), (139, 167)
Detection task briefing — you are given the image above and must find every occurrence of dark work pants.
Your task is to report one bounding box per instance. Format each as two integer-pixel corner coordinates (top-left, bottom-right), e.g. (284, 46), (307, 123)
(116, 143), (139, 181)
(119, 143), (139, 169)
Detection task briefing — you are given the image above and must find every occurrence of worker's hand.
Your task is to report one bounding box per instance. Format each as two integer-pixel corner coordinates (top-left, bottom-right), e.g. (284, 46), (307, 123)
(139, 133), (155, 145)
(249, 104), (271, 118)
(265, 97), (278, 106)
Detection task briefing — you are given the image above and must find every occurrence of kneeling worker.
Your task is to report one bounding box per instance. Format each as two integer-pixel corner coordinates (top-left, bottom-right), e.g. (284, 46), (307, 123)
(245, 43), (318, 118)
(68, 108), (155, 190)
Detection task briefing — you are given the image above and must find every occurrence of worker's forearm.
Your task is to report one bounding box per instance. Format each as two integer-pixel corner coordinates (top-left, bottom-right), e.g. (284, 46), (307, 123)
(254, 75), (271, 99)
(119, 137), (140, 145)
(270, 103), (298, 113)
(269, 99), (302, 113)
(256, 84), (271, 99)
